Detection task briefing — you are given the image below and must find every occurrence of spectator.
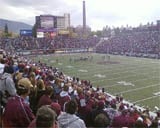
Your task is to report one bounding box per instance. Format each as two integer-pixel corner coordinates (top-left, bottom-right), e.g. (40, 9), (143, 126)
(28, 105), (57, 128)
(0, 65), (17, 107)
(35, 78), (46, 107)
(58, 84), (71, 111)
(37, 86), (54, 109)
(76, 87), (86, 120)
(94, 113), (110, 128)
(111, 107), (135, 127)
(58, 99), (86, 128)
(28, 71), (38, 114)
(91, 100), (110, 126)
(50, 102), (61, 117)
(3, 78), (35, 128)
(134, 116), (147, 128)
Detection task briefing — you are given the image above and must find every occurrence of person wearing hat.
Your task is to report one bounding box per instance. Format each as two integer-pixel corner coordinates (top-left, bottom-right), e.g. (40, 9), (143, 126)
(2, 78), (35, 128)
(50, 102), (61, 117)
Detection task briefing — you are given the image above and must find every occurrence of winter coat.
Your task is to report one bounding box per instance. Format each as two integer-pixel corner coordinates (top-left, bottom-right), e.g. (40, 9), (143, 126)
(3, 95), (35, 128)
(58, 112), (86, 128)
(0, 72), (17, 107)
(0, 72), (17, 96)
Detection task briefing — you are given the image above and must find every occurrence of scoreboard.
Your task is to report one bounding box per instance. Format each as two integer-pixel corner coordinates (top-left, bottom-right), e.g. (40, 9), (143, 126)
(40, 16), (55, 28)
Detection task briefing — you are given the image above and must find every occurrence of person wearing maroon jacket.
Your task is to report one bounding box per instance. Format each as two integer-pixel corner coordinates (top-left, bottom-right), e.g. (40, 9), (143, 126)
(37, 85), (54, 109)
(58, 84), (71, 111)
(111, 107), (135, 127)
(2, 78), (35, 128)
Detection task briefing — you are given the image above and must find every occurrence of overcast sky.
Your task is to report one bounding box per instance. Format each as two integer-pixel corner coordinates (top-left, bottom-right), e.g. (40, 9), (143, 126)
(0, 0), (160, 31)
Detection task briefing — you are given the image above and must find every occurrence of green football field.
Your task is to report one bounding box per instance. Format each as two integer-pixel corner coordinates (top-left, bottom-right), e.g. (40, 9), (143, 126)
(34, 53), (160, 112)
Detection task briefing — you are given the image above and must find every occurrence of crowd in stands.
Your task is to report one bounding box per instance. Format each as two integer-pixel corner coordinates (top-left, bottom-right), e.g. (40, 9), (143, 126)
(0, 28), (159, 59)
(96, 25), (160, 59)
(0, 36), (99, 52)
(1, 22), (160, 59)
(0, 54), (160, 128)
(0, 22), (160, 127)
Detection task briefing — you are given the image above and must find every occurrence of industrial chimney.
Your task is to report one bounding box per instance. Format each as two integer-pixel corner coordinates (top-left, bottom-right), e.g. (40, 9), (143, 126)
(83, 1), (86, 31)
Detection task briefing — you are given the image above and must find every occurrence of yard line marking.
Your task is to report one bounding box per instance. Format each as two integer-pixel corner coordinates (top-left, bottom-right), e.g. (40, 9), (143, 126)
(116, 83), (160, 95)
(153, 92), (160, 96)
(83, 62), (159, 75)
(91, 70), (158, 83)
(133, 95), (160, 104)
(100, 76), (159, 88)
(67, 68), (157, 81)
(79, 61), (159, 80)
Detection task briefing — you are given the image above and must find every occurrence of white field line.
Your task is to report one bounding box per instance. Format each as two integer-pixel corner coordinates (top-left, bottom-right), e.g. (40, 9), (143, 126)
(116, 83), (160, 95)
(100, 76), (159, 88)
(91, 70), (158, 83)
(83, 62), (159, 75)
(133, 95), (160, 104)
(89, 59), (159, 80)
(77, 66), (157, 80)
(78, 63), (159, 79)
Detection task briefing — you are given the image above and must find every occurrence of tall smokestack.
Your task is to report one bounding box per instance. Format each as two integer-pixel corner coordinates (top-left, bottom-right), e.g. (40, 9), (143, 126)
(83, 1), (86, 30)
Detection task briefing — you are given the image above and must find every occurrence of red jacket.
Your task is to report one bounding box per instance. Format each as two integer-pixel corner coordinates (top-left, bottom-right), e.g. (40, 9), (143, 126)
(37, 94), (52, 109)
(3, 95), (35, 128)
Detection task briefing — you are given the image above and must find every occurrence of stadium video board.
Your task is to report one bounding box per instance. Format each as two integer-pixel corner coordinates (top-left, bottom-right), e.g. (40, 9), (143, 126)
(40, 16), (54, 29)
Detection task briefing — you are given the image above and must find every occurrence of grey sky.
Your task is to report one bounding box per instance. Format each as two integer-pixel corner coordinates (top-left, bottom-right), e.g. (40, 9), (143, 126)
(0, 0), (160, 30)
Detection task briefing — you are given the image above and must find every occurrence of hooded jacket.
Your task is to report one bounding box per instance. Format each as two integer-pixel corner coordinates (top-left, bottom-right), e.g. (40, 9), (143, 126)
(0, 72), (17, 96)
(3, 95), (35, 128)
(58, 112), (86, 128)
(59, 91), (71, 111)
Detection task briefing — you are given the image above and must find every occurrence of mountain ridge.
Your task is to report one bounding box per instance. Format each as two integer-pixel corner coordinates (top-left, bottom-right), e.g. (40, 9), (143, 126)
(0, 18), (33, 33)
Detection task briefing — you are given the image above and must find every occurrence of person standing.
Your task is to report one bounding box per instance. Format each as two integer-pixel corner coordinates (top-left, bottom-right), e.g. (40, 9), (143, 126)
(58, 99), (86, 128)
(2, 78), (35, 128)
(0, 65), (17, 107)
(28, 105), (57, 128)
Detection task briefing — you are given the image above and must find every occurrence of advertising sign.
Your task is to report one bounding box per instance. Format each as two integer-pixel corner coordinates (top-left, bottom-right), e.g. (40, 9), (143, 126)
(20, 29), (32, 36)
(37, 32), (44, 38)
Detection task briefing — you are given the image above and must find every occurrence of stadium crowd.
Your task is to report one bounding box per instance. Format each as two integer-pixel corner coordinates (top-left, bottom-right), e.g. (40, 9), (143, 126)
(0, 22), (160, 128)
(0, 36), (99, 52)
(0, 54), (160, 128)
(1, 26), (159, 59)
(96, 25), (160, 59)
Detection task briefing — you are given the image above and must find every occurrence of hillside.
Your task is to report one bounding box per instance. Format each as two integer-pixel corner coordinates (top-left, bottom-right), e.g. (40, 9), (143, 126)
(0, 19), (32, 34)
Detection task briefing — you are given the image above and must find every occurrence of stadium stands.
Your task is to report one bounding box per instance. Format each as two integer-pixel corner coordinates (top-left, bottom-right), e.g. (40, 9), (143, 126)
(0, 53), (160, 127)
(0, 22), (160, 127)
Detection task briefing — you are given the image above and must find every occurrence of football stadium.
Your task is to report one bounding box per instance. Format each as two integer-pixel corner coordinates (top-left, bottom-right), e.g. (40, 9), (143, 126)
(0, 0), (160, 127)
(35, 53), (160, 112)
